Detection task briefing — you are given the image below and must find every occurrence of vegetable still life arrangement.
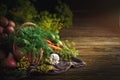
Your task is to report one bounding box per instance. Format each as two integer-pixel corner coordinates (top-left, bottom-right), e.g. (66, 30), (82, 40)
(0, 16), (86, 77)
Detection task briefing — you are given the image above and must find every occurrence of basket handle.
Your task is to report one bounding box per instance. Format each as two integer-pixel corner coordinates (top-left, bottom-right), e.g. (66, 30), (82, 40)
(15, 22), (37, 34)
(19, 22), (37, 28)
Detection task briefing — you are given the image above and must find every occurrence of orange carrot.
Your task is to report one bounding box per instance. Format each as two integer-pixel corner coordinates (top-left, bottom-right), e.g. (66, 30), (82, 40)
(45, 39), (53, 44)
(48, 44), (62, 51)
(45, 39), (62, 51)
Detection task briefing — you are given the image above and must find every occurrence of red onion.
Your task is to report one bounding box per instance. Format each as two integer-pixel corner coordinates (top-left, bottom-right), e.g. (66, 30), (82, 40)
(6, 26), (14, 33)
(8, 20), (15, 27)
(3, 53), (17, 68)
(0, 16), (9, 27)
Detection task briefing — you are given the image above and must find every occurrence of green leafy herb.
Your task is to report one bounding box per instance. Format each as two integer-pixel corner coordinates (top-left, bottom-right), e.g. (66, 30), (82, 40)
(15, 26), (53, 58)
(58, 40), (79, 61)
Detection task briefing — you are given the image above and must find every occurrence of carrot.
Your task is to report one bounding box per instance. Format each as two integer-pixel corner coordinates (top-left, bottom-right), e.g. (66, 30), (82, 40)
(48, 44), (62, 51)
(45, 39), (62, 51)
(45, 39), (53, 44)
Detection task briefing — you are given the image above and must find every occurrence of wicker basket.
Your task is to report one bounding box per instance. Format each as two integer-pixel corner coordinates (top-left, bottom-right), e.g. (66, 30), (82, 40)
(13, 22), (38, 61)
(12, 22), (86, 75)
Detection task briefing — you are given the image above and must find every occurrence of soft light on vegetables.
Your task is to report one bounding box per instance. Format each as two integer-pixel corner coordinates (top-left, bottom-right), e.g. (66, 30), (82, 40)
(8, 20), (15, 27)
(0, 16), (15, 35)
(6, 26), (14, 33)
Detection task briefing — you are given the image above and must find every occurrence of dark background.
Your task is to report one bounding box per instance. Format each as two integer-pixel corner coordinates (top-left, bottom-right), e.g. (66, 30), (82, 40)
(30, 0), (120, 13)
(1, 0), (120, 13)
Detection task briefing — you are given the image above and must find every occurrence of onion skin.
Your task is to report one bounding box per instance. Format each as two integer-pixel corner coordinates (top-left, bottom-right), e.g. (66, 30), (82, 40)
(3, 53), (17, 68)
(6, 26), (14, 33)
(8, 20), (15, 27)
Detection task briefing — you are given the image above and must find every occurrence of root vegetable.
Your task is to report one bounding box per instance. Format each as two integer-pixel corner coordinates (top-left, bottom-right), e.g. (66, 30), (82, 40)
(8, 20), (15, 27)
(45, 39), (53, 44)
(6, 26), (14, 33)
(0, 16), (8, 27)
(45, 39), (62, 51)
(3, 53), (17, 68)
(48, 44), (62, 51)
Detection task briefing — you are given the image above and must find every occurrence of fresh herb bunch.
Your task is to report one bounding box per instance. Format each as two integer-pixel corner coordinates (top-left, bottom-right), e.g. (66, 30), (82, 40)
(15, 26), (53, 58)
(58, 40), (79, 61)
(37, 11), (63, 33)
(37, 64), (53, 73)
(42, 30), (61, 44)
(9, 0), (37, 24)
(17, 56), (30, 71)
(55, 0), (73, 28)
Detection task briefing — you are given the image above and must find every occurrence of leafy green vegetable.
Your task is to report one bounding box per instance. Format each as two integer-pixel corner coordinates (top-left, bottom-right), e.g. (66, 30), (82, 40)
(9, 0), (37, 24)
(15, 26), (53, 58)
(37, 11), (63, 33)
(55, 0), (73, 28)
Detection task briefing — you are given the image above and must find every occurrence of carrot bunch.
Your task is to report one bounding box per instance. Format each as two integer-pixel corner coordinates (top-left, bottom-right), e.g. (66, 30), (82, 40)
(45, 40), (62, 51)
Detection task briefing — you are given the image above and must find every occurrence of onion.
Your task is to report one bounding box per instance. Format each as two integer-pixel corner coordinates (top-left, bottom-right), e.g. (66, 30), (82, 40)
(0, 16), (8, 27)
(6, 26), (14, 33)
(3, 53), (17, 68)
(8, 20), (15, 27)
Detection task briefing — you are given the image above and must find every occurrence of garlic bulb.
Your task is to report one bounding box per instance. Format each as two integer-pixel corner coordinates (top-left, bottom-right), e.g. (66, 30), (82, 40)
(50, 53), (60, 65)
